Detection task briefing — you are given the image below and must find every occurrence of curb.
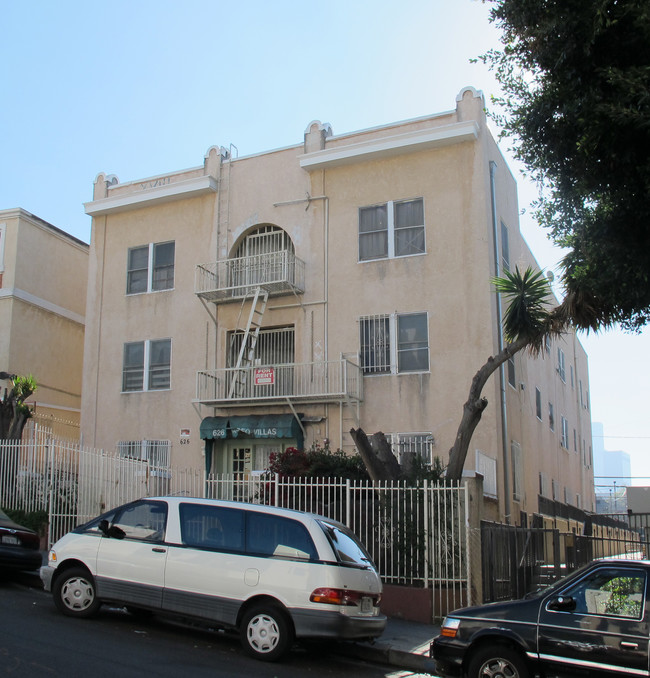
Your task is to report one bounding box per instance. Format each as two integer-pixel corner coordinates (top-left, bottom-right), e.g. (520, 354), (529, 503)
(336, 640), (437, 674)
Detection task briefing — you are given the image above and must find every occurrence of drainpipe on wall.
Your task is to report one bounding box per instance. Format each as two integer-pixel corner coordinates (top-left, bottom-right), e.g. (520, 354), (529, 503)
(489, 160), (511, 524)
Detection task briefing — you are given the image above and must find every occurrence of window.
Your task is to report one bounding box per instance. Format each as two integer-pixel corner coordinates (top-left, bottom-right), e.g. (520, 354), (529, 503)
(398, 313), (429, 371)
(360, 313), (429, 374)
(539, 472), (550, 498)
(500, 222), (510, 273)
(122, 339), (171, 391)
(247, 512), (317, 560)
(476, 450), (497, 498)
(118, 440), (171, 467)
(511, 441), (522, 501)
(359, 198), (425, 261)
(549, 402), (555, 431)
(180, 503), (244, 552)
(112, 500), (167, 542)
(556, 567), (646, 618)
(127, 241), (175, 294)
(557, 348), (566, 382)
(545, 335), (551, 355)
(561, 416), (569, 449)
(535, 388), (542, 420)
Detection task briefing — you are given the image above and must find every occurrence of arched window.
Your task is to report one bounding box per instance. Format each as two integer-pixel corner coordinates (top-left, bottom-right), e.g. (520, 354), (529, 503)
(230, 225), (296, 291)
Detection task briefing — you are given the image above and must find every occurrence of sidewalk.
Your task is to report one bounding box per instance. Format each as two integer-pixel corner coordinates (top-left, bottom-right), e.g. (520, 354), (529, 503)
(21, 556), (440, 674)
(337, 617), (440, 674)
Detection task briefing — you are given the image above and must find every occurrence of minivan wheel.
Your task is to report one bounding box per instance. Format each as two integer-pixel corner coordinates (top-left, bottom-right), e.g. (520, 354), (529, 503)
(53, 567), (101, 618)
(240, 604), (293, 662)
(467, 645), (530, 678)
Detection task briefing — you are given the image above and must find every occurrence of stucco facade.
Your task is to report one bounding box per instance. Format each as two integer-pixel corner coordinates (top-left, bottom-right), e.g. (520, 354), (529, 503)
(0, 208), (88, 435)
(82, 87), (594, 522)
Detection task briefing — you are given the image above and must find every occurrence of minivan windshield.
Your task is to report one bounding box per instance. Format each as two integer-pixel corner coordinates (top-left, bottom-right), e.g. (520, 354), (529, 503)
(318, 520), (374, 569)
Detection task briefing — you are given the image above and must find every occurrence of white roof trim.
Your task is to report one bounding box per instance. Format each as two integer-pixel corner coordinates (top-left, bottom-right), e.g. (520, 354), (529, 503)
(84, 175), (218, 217)
(0, 287), (85, 325)
(299, 121), (479, 170)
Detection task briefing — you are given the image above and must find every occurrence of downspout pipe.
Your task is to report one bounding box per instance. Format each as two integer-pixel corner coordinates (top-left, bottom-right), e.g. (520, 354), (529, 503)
(489, 160), (511, 524)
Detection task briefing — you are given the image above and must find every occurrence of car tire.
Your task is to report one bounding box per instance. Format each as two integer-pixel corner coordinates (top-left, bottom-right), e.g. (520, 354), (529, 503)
(467, 645), (530, 678)
(53, 567), (101, 618)
(240, 604), (293, 662)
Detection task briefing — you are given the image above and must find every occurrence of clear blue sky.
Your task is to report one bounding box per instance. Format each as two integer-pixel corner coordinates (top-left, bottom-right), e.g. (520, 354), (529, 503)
(2, 0), (648, 485)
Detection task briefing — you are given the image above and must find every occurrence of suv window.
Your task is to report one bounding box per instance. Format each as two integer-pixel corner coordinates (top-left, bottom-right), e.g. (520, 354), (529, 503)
(557, 567), (646, 619)
(113, 501), (167, 542)
(180, 503), (244, 552)
(246, 512), (317, 560)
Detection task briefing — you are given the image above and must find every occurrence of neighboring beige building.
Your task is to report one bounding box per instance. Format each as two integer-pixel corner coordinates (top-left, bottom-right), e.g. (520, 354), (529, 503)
(82, 87), (594, 522)
(0, 208), (88, 436)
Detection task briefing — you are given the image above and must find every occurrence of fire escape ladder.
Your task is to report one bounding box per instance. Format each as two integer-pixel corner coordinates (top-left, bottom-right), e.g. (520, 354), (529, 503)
(227, 286), (269, 399)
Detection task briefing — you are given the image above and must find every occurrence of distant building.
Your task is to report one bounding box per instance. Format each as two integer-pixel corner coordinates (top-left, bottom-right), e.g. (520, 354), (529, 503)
(593, 421), (631, 513)
(81, 87), (594, 523)
(0, 208), (88, 437)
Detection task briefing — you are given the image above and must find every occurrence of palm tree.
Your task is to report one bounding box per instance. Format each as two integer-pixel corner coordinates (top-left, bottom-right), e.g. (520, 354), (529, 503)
(445, 267), (566, 481)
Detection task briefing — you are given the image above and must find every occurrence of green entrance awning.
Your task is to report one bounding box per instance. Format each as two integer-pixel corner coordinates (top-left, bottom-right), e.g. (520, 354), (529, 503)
(200, 416), (229, 440)
(200, 414), (303, 444)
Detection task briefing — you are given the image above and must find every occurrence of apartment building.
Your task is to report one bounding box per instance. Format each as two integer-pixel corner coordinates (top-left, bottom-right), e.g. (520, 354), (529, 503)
(82, 87), (594, 522)
(0, 208), (88, 435)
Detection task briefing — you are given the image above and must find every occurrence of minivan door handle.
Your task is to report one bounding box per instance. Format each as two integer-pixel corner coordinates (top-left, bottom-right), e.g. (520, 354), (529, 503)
(621, 642), (639, 650)
(152, 547), (166, 553)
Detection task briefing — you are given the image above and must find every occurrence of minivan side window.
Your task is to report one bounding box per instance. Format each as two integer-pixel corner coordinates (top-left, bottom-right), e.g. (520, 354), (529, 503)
(113, 500), (167, 542)
(246, 513), (317, 560)
(179, 503), (244, 552)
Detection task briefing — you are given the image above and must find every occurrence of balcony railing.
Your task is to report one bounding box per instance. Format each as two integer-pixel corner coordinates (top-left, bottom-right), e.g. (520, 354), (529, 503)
(195, 251), (305, 302)
(195, 360), (363, 406)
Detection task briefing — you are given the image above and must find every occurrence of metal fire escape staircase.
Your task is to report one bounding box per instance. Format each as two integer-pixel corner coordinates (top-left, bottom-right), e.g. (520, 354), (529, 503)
(227, 286), (269, 399)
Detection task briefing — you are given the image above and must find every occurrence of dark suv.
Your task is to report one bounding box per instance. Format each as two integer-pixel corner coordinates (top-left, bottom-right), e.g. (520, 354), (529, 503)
(431, 558), (649, 678)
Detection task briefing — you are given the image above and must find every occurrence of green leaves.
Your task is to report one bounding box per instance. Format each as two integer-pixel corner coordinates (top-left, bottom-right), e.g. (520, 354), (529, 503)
(483, 0), (650, 331)
(493, 266), (554, 348)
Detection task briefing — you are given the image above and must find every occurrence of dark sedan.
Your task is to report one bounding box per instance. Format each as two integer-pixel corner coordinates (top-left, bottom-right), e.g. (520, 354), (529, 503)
(0, 508), (42, 572)
(431, 558), (650, 678)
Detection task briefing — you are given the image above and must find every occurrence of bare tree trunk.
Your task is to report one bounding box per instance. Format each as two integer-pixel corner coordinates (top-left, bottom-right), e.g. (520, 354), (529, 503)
(446, 337), (529, 482)
(349, 428), (401, 482)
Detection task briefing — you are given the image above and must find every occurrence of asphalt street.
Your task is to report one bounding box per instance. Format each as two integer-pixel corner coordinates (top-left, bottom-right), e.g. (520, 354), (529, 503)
(0, 578), (432, 678)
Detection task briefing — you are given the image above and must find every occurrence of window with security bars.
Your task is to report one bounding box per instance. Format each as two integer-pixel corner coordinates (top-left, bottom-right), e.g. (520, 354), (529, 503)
(387, 432), (433, 466)
(359, 198), (425, 261)
(127, 241), (175, 294)
(122, 338), (171, 391)
(227, 327), (294, 367)
(231, 225), (295, 288)
(360, 313), (429, 374)
(118, 440), (171, 467)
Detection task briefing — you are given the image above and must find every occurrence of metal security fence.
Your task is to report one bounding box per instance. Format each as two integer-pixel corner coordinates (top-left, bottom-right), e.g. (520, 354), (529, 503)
(0, 430), (470, 619)
(481, 516), (650, 603)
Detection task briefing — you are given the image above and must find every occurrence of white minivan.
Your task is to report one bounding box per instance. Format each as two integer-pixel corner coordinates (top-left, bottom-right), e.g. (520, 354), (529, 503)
(40, 497), (386, 661)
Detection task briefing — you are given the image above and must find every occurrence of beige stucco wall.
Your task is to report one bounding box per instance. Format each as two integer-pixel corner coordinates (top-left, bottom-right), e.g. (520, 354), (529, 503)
(0, 209), (88, 432)
(81, 87), (594, 518)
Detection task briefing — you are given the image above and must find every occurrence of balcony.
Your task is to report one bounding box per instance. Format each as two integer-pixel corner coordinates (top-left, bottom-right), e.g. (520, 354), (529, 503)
(195, 251), (305, 303)
(195, 360), (363, 407)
